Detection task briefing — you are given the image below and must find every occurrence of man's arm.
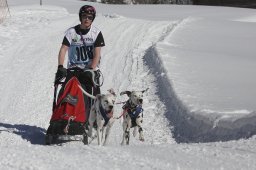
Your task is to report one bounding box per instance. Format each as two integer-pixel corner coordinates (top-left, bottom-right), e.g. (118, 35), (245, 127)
(58, 44), (69, 66)
(90, 46), (101, 70)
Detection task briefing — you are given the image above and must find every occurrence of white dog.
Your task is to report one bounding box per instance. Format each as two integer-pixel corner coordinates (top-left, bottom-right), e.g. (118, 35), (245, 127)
(120, 88), (148, 145)
(78, 86), (116, 146)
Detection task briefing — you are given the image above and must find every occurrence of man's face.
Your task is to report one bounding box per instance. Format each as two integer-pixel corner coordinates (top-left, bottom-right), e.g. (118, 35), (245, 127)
(81, 14), (93, 28)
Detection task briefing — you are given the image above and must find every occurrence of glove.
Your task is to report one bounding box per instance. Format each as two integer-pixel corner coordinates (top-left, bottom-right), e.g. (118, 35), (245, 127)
(55, 65), (67, 84)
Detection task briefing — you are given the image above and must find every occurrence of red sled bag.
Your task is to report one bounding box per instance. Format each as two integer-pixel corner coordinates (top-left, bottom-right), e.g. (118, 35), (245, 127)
(45, 76), (89, 145)
(51, 76), (86, 123)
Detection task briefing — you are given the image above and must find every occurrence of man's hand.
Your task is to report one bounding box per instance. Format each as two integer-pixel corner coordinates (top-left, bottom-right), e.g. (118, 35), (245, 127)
(55, 65), (67, 85)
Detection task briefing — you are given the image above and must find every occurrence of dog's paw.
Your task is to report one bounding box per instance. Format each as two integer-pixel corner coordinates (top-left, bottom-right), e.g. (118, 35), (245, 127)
(139, 134), (145, 142)
(133, 127), (138, 137)
(121, 139), (125, 146)
(87, 129), (93, 138)
(87, 131), (92, 138)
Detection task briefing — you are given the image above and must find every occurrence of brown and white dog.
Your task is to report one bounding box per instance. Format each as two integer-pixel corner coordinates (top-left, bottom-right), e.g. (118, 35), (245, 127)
(120, 88), (148, 145)
(78, 85), (116, 146)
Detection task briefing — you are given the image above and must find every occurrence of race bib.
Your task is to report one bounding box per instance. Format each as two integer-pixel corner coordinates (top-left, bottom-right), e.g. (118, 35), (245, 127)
(68, 44), (93, 68)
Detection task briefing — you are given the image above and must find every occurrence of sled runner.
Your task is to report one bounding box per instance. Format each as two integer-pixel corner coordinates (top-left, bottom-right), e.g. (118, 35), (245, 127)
(45, 68), (94, 145)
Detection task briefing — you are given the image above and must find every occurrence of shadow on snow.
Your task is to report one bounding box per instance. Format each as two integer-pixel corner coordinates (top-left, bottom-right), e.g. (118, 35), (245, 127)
(0, 122), (46, 145)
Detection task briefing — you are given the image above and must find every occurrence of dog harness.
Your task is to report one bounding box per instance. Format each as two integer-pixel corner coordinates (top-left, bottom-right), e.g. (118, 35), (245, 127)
(123, 101), (143, 119)
(128, 105), (143, 119)
(99, 104), (113, 126)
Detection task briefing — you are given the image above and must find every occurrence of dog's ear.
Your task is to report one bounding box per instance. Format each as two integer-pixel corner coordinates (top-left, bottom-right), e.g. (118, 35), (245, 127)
(142, 88), (149, 93)
(120, 91), (131, 97)
(108, 88), (116, 97)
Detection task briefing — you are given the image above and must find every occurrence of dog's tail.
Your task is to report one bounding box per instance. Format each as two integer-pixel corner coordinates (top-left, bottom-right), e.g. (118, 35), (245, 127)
(78, 85), (96, 100)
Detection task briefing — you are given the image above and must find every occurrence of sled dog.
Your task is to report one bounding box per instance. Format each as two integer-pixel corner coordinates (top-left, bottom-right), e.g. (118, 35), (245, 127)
(120, 88), (148, 145)
(78, 86), (116, 146)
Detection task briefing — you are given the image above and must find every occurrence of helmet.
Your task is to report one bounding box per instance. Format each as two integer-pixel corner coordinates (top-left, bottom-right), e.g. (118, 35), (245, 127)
(79, 5), (96, 21)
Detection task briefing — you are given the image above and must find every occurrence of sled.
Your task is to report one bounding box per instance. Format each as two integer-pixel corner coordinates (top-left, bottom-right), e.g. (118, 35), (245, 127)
(45, 69), (90, 145)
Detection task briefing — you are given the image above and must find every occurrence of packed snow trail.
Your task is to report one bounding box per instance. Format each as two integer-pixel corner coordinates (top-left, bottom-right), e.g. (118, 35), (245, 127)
(0, 6), (174, 146)
(97, 14), (176, 145)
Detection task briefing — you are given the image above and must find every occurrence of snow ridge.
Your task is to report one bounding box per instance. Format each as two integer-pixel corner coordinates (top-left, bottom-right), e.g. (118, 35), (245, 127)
(144, 41), (256, 143)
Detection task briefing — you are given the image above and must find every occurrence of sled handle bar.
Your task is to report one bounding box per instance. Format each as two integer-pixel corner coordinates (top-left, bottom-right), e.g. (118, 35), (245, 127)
(55, 68), (103, 87)
(83, 69), (100, 87)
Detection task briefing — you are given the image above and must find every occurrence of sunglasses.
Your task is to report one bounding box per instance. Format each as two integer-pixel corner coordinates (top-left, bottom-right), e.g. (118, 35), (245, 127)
(81, 15), (93, 21)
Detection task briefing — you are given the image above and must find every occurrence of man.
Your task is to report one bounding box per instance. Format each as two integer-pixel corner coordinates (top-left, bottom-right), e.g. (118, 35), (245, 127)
(55, 5), (105, 121)
(45, 6), (104, 144)
(56, 5), (105, 96)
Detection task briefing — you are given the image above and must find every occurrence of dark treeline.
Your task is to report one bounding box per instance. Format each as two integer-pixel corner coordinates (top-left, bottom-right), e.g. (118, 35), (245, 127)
(193, 0), (256, 8)
(86, 0), (256, 8)
(100, 0), (192, 4)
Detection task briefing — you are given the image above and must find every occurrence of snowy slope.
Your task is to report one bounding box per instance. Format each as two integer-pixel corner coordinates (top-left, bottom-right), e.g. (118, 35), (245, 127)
(1, 1), (256, 170)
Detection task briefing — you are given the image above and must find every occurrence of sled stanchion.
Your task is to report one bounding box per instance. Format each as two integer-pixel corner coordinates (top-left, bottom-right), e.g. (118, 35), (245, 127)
(52, 84), (58, 112)
(52, 76), (65, 112)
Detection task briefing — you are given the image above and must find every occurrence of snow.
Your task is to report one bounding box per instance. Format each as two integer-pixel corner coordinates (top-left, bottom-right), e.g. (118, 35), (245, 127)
(1, 0), (256, 169)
